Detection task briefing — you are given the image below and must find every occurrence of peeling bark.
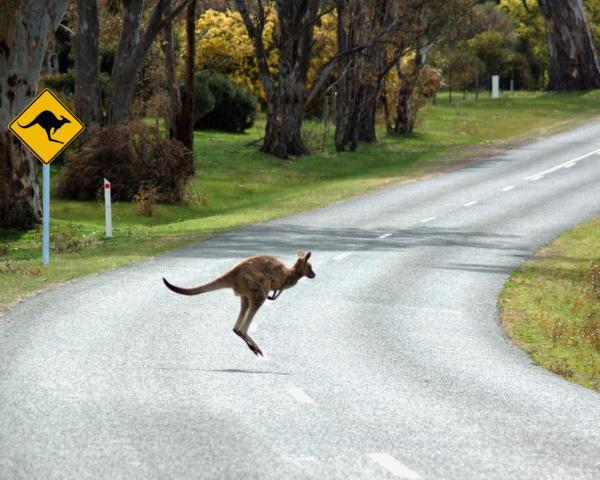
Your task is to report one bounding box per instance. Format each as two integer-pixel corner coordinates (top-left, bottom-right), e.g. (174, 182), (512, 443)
(538, 0), (600, 90)
(0, 0), (67, 229)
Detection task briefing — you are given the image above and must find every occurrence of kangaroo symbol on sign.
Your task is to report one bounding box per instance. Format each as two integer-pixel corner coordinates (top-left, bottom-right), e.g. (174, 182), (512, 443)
(18, 110), (71, 144)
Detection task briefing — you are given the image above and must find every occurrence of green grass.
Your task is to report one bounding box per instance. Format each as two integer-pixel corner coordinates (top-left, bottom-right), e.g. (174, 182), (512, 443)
(2, 90), (600, 311)
(499, 217), (600, 392)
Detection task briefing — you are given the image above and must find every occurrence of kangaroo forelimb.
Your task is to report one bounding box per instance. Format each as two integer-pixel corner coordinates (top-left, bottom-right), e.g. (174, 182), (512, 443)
(267, 290), (282, 301)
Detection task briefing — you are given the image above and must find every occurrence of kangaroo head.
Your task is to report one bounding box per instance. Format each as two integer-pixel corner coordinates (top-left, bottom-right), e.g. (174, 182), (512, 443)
(60, 116), (71, 124)
(295, 251), (315, 279)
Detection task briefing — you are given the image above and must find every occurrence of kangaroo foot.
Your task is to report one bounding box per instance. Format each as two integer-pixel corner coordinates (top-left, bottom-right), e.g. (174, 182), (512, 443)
(234, 328), (263, 356)
(247, 342), (263, 357)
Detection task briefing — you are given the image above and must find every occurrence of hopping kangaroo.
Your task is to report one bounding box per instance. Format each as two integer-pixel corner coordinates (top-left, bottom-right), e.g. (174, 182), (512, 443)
(163, 251), (316, 356)
(18, 110), (71, 144)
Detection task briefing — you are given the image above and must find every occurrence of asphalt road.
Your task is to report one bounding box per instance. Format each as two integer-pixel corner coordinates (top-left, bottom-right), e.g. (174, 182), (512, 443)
(2, 122), (600, 479)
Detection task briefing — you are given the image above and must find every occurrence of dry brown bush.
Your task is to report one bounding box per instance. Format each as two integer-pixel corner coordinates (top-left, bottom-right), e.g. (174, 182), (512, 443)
(58, 121), (194, 203)
(132, 185), (158, 217)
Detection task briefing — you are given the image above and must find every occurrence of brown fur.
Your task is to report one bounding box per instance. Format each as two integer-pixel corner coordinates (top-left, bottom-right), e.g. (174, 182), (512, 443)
(163, 251), (315, 356)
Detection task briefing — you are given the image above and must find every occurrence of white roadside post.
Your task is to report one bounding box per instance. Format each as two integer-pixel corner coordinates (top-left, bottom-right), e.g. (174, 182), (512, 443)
(492, 75), (500, 99)
(104, 179), (112, 238)
(42, 164), (50, 265)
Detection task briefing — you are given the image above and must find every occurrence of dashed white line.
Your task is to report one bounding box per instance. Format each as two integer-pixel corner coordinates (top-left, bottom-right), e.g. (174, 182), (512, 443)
(368, 453), (421, 479)
(334, 252), (352, 261)
(378, 233), (392, 239)
(287, 387), (316, 404)
(501, 185), (515, 192)
(419, 216), (436, 223)
(464, 200), (478, 207)
(524, 148), (600, 180)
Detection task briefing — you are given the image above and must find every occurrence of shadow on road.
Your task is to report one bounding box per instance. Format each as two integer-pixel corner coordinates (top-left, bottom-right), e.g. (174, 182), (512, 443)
(166, 224), (530, 260)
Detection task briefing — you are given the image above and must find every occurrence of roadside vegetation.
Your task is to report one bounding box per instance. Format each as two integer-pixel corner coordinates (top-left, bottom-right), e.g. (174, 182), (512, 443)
(500, 216), (600, 392)
(2, 90), (600, 311)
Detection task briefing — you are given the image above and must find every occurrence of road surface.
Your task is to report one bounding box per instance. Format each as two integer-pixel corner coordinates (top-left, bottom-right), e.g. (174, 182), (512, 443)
(2, 122), (600, 479)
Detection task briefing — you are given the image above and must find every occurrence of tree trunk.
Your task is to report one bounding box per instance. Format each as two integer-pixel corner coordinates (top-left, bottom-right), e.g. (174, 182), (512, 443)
(0, 0), (67, 229)
(234, 0), (318, 158)
(262, 75), (308, 158)
(393, 48), (425, 134)
(107, 0), (145, 124)
(107, 0), (192, 125)
(163, 7), (181, 139)
(174, 0), (196, 150)
(74, 0), (101, 132)
(538, 0), (600, 90)
(393, 86), (414, 134)
(334, 0), (369, 151)
(356, 82), (380, 143)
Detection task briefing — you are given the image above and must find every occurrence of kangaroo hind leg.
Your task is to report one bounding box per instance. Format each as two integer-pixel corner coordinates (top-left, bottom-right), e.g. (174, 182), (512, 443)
(233, 296), (262, 356)
(240, 294), (266, 356)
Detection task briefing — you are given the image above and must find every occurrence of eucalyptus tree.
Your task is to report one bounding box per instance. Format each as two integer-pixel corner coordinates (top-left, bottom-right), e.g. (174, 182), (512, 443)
(535, 0), (600, 90)
(233, 0), (322, 158)
(0, 0), (68, 229)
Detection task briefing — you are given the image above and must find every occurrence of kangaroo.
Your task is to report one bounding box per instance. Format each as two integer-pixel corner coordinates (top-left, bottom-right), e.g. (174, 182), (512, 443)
(163, 251), (316, 356)
(18, 110), (71, 144)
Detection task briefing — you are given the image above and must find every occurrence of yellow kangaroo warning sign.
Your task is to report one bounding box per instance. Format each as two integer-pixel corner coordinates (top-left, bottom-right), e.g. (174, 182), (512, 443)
(8, 88), (85, 164)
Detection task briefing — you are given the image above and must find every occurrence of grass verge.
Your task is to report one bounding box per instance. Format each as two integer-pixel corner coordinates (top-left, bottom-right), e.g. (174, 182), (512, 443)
(499, 217), (600, 392)
(2, 90), (600, 312)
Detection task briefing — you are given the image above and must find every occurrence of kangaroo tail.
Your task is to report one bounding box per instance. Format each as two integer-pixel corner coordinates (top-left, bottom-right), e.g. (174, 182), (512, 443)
(18, 120), (37, 129)
(163, 276), (229, 296)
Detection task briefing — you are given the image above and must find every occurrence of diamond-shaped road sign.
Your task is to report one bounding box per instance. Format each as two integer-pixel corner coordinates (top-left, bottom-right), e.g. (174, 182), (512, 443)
(8, 88), (85, 164)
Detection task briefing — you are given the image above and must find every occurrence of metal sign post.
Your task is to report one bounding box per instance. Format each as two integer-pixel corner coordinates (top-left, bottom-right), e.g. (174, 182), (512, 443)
(42, 164), (50, 265)
(104, 179), (112, 238)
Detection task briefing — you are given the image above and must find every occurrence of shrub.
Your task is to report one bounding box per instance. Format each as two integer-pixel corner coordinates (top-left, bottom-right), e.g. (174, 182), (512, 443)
(58, 121), (194, 203)
(132, 185), (158, 216)
(192, 79), (216, 124)
(41, 71), (74, 96)
(41, 70), (111, 108)
(194, 71), (257, 133)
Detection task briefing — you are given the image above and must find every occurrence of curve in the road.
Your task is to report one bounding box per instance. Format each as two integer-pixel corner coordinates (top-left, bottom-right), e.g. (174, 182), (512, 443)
(2, 122), (600, 479)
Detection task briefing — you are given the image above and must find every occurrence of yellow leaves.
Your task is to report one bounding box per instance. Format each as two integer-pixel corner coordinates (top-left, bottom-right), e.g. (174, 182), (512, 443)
(307, 12), (337, 88)
(195, 9), (278, 102)
(194, 8), (338, 101)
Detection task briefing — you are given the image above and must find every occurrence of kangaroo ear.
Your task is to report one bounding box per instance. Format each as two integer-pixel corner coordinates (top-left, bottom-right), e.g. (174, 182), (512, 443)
(305, 251), (311, 261)
(297, 250), (306, 258)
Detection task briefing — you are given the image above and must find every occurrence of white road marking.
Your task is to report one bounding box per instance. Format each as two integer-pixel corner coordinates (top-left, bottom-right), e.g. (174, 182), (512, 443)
(464, 200), (478, 207)
(501, 185), (515, 192)
(419, 216), (436, 223)
(531, 176), (543, 181)
(378, 233), (392, 239)
(368, 453), (421, 479)
(524, 148), (600, 180)
(334, 252), (352, 261)
(287, 387), (316, 404)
